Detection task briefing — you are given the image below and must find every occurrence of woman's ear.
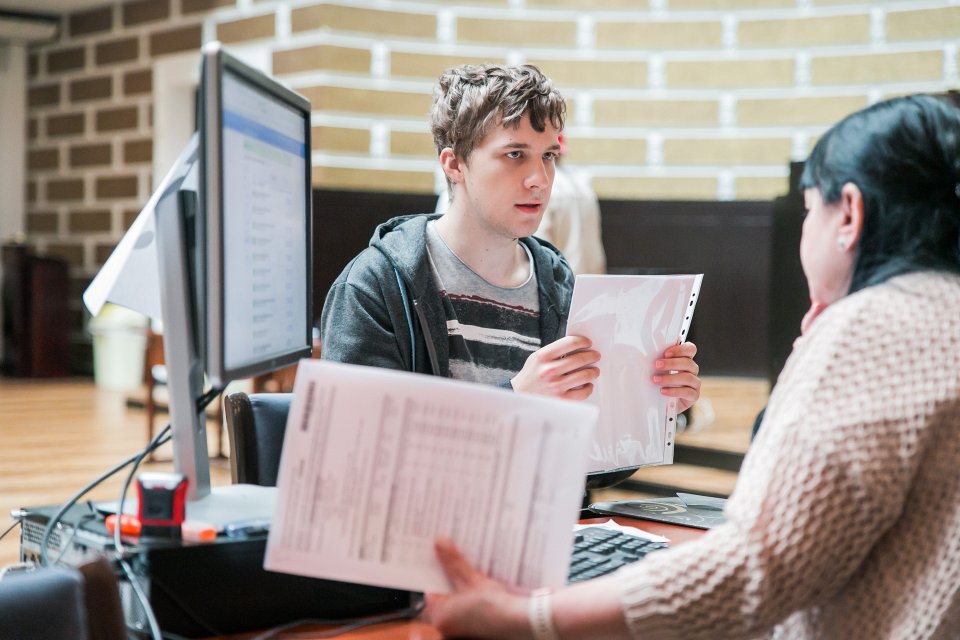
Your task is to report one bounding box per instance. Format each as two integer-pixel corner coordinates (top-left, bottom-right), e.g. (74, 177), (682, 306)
(838, 182), (864, 252)
(439, 148), (465, 185)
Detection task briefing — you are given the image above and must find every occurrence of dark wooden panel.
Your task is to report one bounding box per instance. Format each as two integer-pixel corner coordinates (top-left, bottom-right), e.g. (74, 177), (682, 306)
(601, 200), (774, 376)
(312, 189), (436, 321)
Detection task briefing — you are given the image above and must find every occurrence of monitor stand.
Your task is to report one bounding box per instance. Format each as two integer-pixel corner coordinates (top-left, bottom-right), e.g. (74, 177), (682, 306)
(98, 484), (277, 529)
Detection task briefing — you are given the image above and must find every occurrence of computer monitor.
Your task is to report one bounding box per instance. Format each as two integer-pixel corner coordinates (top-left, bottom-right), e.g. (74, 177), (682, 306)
(152, 42), (312, 510)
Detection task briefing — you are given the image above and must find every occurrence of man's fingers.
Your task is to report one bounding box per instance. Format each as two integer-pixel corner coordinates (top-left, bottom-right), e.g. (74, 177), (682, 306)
(541, 335), (593, 359)
(663, 342), (697, 359)
(653, 371), (701, 391)
(654, 356), (699, 376)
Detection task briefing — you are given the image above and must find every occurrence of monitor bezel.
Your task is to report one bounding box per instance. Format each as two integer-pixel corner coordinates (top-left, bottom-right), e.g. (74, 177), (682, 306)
(199, 42), (314, 387)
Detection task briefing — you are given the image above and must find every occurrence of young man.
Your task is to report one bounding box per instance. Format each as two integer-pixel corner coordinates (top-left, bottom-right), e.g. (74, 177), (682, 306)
(320, 63), (699, 409)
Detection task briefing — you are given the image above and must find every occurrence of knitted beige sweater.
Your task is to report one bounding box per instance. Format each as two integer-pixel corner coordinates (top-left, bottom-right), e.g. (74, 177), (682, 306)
(619, 271), (960, 639)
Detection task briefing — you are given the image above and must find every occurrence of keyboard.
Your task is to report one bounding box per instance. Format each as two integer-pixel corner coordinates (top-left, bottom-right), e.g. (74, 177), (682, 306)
(567, 526), (669, 583)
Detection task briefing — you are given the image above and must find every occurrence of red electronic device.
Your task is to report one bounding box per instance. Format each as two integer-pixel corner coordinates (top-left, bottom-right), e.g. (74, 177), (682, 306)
(136, 472), (188, 538)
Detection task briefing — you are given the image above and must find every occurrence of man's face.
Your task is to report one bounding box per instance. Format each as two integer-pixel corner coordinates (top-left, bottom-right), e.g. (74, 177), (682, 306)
(455, 114), (561, 240)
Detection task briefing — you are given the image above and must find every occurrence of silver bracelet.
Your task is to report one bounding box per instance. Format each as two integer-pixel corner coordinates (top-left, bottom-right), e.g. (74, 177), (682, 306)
(528, 588), (561, 640)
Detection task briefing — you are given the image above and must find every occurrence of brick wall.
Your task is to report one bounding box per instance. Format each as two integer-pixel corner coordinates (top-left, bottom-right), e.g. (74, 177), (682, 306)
(22, 0), (960, 371)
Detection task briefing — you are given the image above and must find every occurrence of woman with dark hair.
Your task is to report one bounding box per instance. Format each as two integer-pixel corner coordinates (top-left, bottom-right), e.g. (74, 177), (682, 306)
(422, 94), (960, 639)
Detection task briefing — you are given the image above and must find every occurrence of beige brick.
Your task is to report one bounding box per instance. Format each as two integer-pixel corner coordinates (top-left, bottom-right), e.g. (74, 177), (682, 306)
(312, 166), (434, 193)
(28, 148), (59, 171)
(811, 50), (942, 85)
(123, 69), (152, 95)
(273, 45), (370, 76)
(69, 7), (112, 37)
(47, 112), (84, 137)
(69, 76), (112, 102)
(740, 14), (870, 48)
(597, 20), (722, 50)
(69, 210), (112, 233)
(736, 176), (789, 199)
(27, 211), (58, 234)
(69, 143), (112, 167)
(594, 99), (718, 126)
(46, 243), (84, 266)
(737, 95), (867, 126)
(96, 106), (138, 132)
(122, 0), (170, 27)
(96, 37), (140, 66)
(457, 17), (576, 47)
(124, 139), (153, 163)
(312, 126), (370, 154)
(149, 24), (202, 57)
(292, 5), (435, 39)
(529, 0), (644, 6)
(530, 58), (647, 88)
(217, 14), (275, 44)
(390, 52), (504, 80)
(564, 138), (647, 166)
(390, 131), (434, 157)
(667, 58), (794, 88)
(664, 137), (793, 166)
(29, 83), (60, 107)
(96, 176), (138, 199)
(47, 47), (86, 74)
(593, 176), (718, 200)
(887, 7), (960, 42)
(670, 0), (793, 7)
(300, 85), (432, 118)
(183, 0), (234, 13)
(47, 178), (85, 201)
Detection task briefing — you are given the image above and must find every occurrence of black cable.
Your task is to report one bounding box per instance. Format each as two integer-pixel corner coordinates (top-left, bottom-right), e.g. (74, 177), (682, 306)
(0, 518), (20, 542)
(38, 425), (172, 567)
(112, 384), (225, 559)
(112, 384), (226, 640)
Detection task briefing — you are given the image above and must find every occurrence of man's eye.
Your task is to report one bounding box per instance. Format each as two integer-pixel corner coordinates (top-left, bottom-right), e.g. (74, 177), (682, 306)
(543, 152), (557, 161)
(506, 151), (522, 159)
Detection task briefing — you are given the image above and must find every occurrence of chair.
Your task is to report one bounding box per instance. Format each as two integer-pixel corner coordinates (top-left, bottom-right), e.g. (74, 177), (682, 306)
(222, 392), (292, 486)
(0, 558), (125, 640)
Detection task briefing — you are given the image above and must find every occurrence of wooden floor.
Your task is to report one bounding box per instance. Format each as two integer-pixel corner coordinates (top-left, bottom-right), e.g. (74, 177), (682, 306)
(0, 376), (769, 569)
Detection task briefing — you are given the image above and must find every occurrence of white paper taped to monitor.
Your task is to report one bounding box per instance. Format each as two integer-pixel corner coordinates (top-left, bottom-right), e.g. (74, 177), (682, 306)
(565, 274), (703, 473)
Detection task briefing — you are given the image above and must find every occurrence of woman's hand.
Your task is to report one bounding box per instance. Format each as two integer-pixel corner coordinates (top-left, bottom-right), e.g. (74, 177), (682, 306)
(653, 342), (701, 413)
(424, 538), (530, 639)
(511, 336), (601, 401)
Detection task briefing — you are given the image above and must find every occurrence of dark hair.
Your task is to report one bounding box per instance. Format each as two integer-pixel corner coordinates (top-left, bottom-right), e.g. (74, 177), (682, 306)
(800, 94), (960, 293)
(430, 63), (566, 169)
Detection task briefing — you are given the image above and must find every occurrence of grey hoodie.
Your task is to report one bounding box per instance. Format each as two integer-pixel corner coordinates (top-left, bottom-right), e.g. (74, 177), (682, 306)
(319, 213), (574, 387)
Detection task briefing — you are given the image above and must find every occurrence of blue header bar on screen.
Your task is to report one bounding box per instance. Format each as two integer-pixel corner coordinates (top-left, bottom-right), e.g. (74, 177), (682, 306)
(223, 109), (306, 157)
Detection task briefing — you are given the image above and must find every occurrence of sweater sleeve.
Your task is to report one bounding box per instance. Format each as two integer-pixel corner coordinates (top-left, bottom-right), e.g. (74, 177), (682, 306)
(617, 284), (933, 639)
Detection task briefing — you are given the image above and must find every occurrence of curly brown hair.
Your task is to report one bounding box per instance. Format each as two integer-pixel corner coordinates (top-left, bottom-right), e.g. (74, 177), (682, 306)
(430, 63), (566, 177)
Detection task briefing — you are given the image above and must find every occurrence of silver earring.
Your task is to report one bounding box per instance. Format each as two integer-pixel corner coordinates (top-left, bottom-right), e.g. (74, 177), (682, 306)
(837, 238), (847, 251)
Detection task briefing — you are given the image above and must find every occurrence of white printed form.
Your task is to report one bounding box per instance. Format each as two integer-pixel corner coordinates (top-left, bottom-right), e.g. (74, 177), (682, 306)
(264, 360), (598, 594)
(566, 274), (702, 473)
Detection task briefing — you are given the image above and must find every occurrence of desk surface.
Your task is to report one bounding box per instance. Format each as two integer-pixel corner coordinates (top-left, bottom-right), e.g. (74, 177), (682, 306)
(225, 517), (705, 640)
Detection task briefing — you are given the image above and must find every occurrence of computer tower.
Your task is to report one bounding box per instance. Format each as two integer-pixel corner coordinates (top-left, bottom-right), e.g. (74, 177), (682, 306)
(20, 505), (411, 638)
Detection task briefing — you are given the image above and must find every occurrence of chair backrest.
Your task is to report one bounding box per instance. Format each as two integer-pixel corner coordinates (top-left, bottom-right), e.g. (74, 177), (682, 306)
(0, 566), (89, 640)
(223, 392), (292, 486)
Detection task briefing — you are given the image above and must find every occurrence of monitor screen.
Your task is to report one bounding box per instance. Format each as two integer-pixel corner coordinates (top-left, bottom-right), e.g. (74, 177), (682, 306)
(200, 44), (313, 387)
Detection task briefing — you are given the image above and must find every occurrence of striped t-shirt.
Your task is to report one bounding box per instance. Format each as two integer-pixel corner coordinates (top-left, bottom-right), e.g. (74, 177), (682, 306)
(424, 221), (541, 385)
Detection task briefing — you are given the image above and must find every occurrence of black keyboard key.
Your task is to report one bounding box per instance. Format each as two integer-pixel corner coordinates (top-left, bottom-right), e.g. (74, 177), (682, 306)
(567, 526), (669, 584)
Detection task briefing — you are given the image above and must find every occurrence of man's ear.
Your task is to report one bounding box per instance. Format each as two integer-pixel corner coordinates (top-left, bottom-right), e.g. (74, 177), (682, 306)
(439, 148), (465, 185)
(838, 182), (864, 252)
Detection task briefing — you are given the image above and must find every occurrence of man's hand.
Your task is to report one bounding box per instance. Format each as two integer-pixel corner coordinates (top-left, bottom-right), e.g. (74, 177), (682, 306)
(511, 336), (600, 400)
(653, 342), (700, 413)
